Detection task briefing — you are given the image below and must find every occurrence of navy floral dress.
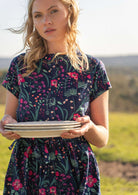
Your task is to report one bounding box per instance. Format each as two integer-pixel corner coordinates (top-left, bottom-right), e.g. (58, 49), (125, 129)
(2, 53), (111, 195)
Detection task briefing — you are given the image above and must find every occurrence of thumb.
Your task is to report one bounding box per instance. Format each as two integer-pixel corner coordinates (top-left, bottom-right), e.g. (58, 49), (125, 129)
(1, 114), (17, 126)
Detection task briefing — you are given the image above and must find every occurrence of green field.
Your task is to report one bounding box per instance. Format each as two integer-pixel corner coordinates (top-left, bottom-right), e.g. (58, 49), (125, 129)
(0, 105), (138, 194)
(93, 112), (138, 163)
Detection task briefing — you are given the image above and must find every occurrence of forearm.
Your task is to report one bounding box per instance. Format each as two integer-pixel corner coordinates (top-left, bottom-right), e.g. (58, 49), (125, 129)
(84, 122), (109, 148)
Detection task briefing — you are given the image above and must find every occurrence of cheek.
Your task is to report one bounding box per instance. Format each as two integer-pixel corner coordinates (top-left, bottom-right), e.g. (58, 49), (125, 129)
(34, 21), (43, 32)
(57, 16), (68, 31)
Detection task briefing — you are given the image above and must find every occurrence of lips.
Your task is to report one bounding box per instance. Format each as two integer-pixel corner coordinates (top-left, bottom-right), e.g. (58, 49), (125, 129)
(45, 29), (56, 33)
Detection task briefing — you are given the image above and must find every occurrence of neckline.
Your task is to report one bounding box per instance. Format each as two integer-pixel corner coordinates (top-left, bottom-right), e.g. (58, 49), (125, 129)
(43, 53), (68, 59)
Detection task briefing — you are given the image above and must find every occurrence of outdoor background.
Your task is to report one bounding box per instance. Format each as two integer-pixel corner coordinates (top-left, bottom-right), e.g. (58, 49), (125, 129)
(0, 0), (138, 194)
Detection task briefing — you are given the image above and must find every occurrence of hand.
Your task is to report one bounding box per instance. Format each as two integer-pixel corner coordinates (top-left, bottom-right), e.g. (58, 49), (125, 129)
(0, 114), (20, 140)
(61, 116), (93, 139)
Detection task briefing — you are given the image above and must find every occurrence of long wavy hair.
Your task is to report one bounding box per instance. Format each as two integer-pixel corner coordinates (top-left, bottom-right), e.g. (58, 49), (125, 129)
(13, 0), (89, 75)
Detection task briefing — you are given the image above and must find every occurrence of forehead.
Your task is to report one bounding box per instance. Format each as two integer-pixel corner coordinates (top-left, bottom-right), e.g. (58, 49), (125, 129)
(32, 0), (63, 11)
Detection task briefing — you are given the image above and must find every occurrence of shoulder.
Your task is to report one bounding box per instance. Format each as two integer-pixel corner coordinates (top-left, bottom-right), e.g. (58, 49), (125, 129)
(10, 53), (25, 66)
(86, 54), (106, 72)
(86, 54), (99, 64)
(86, 54), (103, 66)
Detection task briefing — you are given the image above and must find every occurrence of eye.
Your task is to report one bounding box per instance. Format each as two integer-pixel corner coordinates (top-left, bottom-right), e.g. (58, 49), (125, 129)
(50, 9), (58, 14)
(34, 14), (42, 18)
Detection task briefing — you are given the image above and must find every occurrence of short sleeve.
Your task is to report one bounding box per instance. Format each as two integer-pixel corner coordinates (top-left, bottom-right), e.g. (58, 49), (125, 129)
(2, 57), (20, 98)
(90, 60), (111, 102)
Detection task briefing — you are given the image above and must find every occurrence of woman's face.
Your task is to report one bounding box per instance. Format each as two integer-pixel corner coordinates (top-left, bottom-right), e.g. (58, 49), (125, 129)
(32, 0), (69, 45)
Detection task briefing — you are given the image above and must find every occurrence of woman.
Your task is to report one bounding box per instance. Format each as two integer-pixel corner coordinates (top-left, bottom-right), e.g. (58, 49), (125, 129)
(0, 0), (111, 194)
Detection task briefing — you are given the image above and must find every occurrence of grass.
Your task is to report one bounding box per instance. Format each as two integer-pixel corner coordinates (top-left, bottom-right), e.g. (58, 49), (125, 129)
(0, 104), (12, 193)
(101, 176), (138, 195)
(0, 104), (138, 194)
(93, 112), (138, 164)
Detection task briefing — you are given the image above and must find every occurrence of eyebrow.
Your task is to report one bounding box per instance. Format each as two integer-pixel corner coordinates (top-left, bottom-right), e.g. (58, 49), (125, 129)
(48, 5), (58, 11)
(32, 5), (58, 14)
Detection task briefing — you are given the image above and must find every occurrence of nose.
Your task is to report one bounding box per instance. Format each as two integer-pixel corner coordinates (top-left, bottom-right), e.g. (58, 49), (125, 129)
(42, 15), (52, 25)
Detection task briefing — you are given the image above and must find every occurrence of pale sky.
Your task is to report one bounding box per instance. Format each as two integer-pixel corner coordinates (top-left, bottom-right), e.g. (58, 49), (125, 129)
(0, 0), (138, 58)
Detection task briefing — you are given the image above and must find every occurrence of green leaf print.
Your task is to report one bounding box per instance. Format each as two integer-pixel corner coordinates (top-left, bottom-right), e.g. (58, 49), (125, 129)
(37, 59), (43, 74)
(57, 105), (64, 119)
(78, 81), (87, 89)
(57, 101), (63, 105)
(57, 153), (63, 161)
(49, 152), (56, 161)
(56, 160), (66, 173)
(41, 179), (49, 187)
(42, 72), (50, 86)
(70, 159), (78, 168)
(32, 151), (41, 159)
(11, 190), (15, 195)
(64, 159), (69, 174)
(63, 108), (68, 120)
(21, 88), (30, 101)
(64, 89), (77, 97)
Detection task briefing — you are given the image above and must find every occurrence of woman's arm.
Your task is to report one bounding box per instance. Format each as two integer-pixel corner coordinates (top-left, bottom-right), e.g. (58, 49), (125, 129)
(0, 90), (20, 140)
(61, 91), (109, 148)
(84, 90), (109, 147)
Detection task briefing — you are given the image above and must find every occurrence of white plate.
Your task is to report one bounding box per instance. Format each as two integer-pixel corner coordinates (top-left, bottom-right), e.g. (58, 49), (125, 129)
(4, 121), (81, 128)
(4, 125), (81, 130)
(4, 124), (81, 130)
(5, 128), (81, 138)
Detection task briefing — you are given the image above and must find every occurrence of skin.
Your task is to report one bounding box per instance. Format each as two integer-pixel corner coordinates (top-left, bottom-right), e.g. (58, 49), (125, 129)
(0, 0), (110, 148)
(32, 0), (69, 53)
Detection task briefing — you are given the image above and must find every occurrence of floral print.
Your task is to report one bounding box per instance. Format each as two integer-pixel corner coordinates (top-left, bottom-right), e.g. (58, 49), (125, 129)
(2, 53), (111, 194)
(17, 74), (25, 85)
(86, 176), (97, 188)
(12, 179), (23, 191)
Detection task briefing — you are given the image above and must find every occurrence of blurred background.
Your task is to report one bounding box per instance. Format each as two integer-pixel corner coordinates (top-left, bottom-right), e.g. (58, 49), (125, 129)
(0, 0), (138, 194)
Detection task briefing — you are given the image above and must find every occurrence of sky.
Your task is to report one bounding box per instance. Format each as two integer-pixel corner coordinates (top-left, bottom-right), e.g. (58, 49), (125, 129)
(0, 0), (138, 58)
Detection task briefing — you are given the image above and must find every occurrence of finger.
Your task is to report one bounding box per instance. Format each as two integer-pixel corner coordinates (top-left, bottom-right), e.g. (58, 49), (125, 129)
(2, 130), (20, 140)
(68, 123), (89, 135)
(1, 115), (17, 126)
(5, 133), (20, 140)
(76, 115), (91, 123)
(8, 134), (20, 140)
(61, 128), (85, 138)
(61, 132), (78, 139)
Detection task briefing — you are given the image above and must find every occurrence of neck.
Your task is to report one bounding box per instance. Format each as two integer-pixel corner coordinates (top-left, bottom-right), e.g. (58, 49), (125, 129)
(47, 40), (67, 54)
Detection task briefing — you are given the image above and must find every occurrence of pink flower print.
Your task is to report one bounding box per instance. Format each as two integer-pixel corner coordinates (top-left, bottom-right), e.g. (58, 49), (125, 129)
(7, 177), (12, 182)
(12, 179), (23, 191)
(44, 145), (49, 153)
(32, 72), (37, 75)
(2, 80), (8, 85)
(24, 146), (32, 158)
(73, 113), (81, 120)
(18, 74), (25, 85)
(68, 72), (78, 80)
(55, 150), (58, 155)
(39, 188), (46, 195)
(29, 170), (33, 176)
(55, 171), (59, 177)
(88, 147), (91, 152)
(107, 81), (110, 85)
(86, 175), (97, 187)
(50, 186), (56, 194)
(87, 75), (91, 79)
(51, 79), (58, 88)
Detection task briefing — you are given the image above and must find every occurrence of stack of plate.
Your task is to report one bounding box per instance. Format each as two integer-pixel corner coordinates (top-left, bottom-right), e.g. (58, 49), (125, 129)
(4, 121), (81, 138)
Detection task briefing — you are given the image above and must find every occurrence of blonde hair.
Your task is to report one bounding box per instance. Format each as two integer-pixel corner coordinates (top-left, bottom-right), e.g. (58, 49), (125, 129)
(13, 0), (89, 75)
